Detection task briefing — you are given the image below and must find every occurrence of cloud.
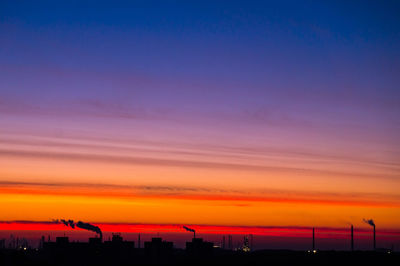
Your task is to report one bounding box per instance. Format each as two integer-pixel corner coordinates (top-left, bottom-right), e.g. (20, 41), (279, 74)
(0, 180), (128, 189)
(2, 132), (398, 179)
(1, 180), (399, 208)
(0, 148), (396, 180)
(0, 97), (159, 120)
(0, 220), (59, 224)
(0, 180), (234, 195)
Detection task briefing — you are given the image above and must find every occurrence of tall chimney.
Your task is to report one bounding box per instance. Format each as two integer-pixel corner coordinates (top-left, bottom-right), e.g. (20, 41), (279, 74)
(138, 234), (141, 249)
(351, 225), (354, 252)
(312, 227), (315, 250)
(373, 225), (376, 250)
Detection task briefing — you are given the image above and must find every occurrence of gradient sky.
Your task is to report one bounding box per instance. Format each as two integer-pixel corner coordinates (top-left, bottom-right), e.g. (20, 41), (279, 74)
(1, 0), (400, 249)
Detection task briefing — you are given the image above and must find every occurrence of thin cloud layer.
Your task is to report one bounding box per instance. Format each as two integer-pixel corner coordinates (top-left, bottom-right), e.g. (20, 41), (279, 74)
(1, 180), (399, 208)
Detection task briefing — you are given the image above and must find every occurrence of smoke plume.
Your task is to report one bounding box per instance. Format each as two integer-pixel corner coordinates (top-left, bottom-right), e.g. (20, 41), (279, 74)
(57, 219), (102, 238)
(61, 219), (75, 228)
(363, 219), (375, 227)
(183, 225), (195, 233)
(76, 221), (102, 238)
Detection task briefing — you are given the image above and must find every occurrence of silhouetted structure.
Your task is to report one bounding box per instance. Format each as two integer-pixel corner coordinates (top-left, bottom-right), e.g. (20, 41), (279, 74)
(183, 226), (196, 238)
(312, 227), (315, 251)
(186, 238), (214, 258)
(363, 219), (376, 251)
(351, 225), (354, 252)
(103, 233), (135, 250)
(43, 236), (71, 250)
(2, 233), (400, 266)
(56, 236), (69, 246)
(1, 247), (398, 266)
(44, 236), (84, 251)
(43, 234), (134, 252)
(373, 225), (376, 250)
(144, 237), (173, 263)
(88, 237), (102, 246)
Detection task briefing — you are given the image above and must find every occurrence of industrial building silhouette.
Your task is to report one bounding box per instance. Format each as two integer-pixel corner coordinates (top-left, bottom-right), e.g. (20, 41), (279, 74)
(0, 224), (397, 265)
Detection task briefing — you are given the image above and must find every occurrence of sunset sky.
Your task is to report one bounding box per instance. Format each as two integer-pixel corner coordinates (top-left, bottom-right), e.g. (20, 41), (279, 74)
(1, 1), (399, 249)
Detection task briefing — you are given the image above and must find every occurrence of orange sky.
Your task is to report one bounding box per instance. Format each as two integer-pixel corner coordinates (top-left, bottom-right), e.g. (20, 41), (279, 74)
(1, 121), (399, 231)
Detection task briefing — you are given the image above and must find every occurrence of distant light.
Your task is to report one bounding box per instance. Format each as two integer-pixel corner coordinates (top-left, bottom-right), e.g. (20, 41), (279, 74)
(313, 250), (317, 253)
(307, 250), (311, 253)
(387, 251), (391, 254)
(23, 247), (27, 250)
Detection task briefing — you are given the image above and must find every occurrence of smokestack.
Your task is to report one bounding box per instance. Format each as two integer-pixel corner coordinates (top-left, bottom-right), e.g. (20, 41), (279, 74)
(373, 225), (376, 250)
(183, 226), (196, 238)
(41, 236), (45, 248)
(312, 227), (315, 251)
(138, 234), (141, 249)
(351, 225), (354, 252)
(363, 219), (376, 250)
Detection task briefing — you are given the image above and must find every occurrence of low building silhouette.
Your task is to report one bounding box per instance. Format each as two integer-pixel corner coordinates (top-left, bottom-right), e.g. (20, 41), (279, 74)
(144, 237), (173, 263)
(186, 238), (214, 257)
(88, 237), (102, 246)
(103, 233), (135, 250)
(43, 236), (71, 249)
(0, 239), (5, 249)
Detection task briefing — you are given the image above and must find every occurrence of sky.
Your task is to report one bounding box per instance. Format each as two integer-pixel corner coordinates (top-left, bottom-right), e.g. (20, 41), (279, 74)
(0, 0), (400, 250)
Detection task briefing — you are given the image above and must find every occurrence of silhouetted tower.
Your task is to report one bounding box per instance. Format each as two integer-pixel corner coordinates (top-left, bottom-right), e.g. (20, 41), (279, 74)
(40, 235), (45, 249)
(312, 228), (315, 250)
(138, 234), (141, 249)
(363, 219), (376, 251)
(228, 235), (232, 250)
(222, 236), (225, 249)
(351, 225), (354, 252)
(249, 234), (253, 251)
(373, 225), (376, 250)
(10, 235), (15, 249)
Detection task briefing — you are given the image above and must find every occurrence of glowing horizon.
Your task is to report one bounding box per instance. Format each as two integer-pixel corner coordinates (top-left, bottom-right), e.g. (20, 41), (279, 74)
(1, 220), (399, 240)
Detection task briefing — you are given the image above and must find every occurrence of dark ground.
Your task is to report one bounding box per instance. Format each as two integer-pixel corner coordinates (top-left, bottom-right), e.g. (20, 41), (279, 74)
(1, 248), (399, 266)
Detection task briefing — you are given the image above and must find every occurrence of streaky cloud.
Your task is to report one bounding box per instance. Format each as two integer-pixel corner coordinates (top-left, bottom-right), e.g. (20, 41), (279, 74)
(0, 148), (397, 180)
(1, 180), (399, 208)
